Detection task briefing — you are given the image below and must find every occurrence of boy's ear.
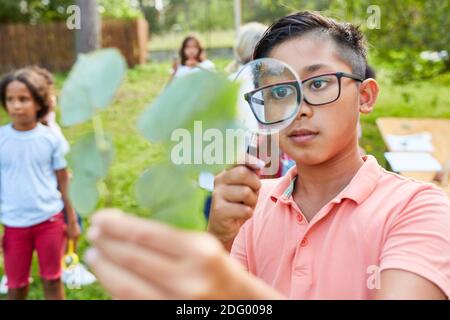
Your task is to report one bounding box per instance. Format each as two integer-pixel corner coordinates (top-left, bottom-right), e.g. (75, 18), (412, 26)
(358, 78), (379, 114)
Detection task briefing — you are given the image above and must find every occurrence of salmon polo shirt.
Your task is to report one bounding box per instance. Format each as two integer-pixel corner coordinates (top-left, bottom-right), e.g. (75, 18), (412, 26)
(231, 155), (450, 299)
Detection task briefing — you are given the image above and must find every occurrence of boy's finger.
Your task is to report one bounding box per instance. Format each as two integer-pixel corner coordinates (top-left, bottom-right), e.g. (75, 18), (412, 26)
(214, 201), (253, 220)
(85, 248), (165, 299)
(234, 153), (266, 172)
(90, 209), (206, 257)
(219, 165), (262, 192)
(221, 185), (259, 208)
(90, 235), (177, 290)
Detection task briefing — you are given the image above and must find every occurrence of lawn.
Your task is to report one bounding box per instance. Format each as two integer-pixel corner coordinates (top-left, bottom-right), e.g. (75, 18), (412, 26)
(0, 58), (449, 299)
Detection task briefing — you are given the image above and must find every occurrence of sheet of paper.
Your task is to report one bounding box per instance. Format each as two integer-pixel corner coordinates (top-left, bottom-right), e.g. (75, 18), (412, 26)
(385, 152), (442, 172)
(386, 132), (435, 152)
(198, 171), (215, 192)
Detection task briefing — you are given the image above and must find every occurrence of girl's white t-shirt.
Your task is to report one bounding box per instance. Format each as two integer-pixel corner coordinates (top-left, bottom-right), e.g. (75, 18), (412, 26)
(43, 111), (70, 155)
(173, 60), (215, 79)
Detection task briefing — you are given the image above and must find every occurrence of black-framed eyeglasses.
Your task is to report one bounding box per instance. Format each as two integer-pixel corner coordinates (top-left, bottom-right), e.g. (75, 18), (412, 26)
(244, 72), (363, 125)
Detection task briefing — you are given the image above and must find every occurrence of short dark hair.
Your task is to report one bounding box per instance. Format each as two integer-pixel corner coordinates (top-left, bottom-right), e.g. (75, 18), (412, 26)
(253, 11), (368, 78)
(0, 66), (54, 120)
(179, 36), (204, 66)
(365, 64), (376, 79)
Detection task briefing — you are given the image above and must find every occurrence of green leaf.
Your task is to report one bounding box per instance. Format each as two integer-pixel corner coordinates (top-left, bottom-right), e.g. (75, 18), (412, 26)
(134, 162), (206, 230)
(135, 162), (194, 209)
(69, 174), (99, 216)
(59, 79), (93, 126)
(60, 48), (127, 126)
(135, 71), (242, 229)
(138, 71), (239, 143)
(83, 49), (127, 109)
(68, 132), (114, 180)
(151, 195), (205, 230)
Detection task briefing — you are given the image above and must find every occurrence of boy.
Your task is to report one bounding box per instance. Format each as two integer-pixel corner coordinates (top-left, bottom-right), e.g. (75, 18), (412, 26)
(209, 11), (450, 299)
(85, 11), (450, 299)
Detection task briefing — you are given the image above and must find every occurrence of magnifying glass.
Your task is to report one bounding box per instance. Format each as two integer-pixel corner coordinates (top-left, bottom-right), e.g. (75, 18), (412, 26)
(234, 58), (303, 160)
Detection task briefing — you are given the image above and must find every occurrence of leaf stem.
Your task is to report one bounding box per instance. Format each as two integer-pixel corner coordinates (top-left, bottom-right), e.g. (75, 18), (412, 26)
(92, 114), (108, 151)
(92, 114), (113, 205)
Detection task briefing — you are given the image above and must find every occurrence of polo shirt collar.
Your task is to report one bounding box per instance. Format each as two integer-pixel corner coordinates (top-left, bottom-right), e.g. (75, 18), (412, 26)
(270, 155), (381, 205)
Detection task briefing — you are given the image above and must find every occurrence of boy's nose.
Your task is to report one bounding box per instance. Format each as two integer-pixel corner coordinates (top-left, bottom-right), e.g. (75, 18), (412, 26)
(296, 102), (313, 119)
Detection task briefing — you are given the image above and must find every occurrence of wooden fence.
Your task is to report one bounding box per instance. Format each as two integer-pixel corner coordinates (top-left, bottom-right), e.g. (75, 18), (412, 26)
(0, 18), (149, 74)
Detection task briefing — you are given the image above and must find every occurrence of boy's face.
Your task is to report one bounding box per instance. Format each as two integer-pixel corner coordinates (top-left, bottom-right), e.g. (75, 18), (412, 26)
(5, 80), (40, 128)
(269, 35), (372, 166)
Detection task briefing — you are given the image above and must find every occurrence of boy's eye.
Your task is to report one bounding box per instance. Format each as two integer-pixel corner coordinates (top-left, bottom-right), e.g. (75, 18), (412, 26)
(270, 85), (294, 100)
(309, 79), (329, 90)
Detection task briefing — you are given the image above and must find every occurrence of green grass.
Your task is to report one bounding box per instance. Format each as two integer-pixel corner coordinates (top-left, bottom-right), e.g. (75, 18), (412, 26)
(149, 29), (236, 51)
(0, 59), (449, 299)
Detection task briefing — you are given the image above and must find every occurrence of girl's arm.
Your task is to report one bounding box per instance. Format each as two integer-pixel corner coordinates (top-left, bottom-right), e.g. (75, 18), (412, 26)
(56, 168), (81, 240)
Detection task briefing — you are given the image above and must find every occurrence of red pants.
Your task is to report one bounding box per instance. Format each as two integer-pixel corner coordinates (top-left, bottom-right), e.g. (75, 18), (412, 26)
(2, 212), (66, 289)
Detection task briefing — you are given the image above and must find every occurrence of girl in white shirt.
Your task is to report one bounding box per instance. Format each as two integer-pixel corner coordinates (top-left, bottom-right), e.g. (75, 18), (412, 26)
(171, 36), (215, 80)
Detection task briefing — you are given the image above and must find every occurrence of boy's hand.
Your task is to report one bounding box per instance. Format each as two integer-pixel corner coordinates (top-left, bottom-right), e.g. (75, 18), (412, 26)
(86, 210), (284, 299)
(208, 155), (265, 251)
(0, 233), (3, 254)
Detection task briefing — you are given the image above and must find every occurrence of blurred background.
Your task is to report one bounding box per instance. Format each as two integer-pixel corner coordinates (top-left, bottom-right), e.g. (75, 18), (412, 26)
(1, 0), (449, 80)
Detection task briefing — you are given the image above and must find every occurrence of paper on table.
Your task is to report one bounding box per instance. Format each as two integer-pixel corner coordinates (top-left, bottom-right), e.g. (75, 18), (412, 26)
(386, 132), (435, 152)
(385, 152), (442, 172)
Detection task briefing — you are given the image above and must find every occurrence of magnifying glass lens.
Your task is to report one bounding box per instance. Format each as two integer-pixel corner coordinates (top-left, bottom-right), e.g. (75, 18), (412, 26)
(234, 58), (303, 135)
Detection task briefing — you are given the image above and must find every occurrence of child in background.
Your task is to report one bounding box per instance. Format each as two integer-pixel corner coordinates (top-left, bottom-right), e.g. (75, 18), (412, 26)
(0, 68), (80, 300)
(226, 22), (268, 78)
(171, 36), (215, 80)
(0, 66), (78, 294)
(27, 67), (83, 231)
(30, 66), (70, 155)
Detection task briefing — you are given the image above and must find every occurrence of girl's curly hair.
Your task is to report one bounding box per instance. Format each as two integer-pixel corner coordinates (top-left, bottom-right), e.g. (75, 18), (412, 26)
(0, 66), (55, 120)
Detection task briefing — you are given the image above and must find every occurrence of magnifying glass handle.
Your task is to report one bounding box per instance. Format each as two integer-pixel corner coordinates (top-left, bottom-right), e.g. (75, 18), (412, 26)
(244, 132), (268, 175)
(246, 132), (258, 156)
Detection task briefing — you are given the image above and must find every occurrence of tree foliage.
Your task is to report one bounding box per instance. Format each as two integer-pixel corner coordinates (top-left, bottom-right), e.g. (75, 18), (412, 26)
(1, 0), (448, 79)
(0, 0), (142, 24)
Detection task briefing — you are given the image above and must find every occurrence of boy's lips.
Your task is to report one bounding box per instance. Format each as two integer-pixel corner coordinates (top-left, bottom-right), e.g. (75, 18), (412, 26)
(288, 128), (319, 143)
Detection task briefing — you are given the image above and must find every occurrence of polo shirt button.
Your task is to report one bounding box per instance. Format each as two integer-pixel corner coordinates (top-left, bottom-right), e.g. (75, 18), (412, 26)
(300, 238), (309, 247)
(296, 214), (303, 223)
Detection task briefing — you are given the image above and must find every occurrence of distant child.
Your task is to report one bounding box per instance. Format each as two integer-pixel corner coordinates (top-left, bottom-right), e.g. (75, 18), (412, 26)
(0, 67), (80, 300)
(226, 22), (268, 77)
(171, 36), (215, 80)
(30, 66), (70, 155)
